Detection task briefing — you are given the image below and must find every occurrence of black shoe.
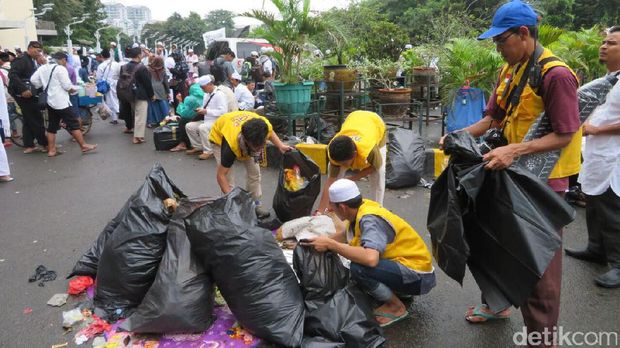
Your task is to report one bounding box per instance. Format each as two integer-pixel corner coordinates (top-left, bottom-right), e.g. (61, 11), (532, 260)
(564, 248), (607, 265)
(595, 268), (620, 288)
(110, 120), (118, 125)
(255, 205), (271, 219)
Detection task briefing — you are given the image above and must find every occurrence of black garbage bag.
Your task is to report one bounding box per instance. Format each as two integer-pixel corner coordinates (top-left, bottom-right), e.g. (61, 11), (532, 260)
(273, 150), (321, 222)
(306, 117), (337, 144)
(293, 246), (349, 312)
(386, 128), (425, 189)
(304, 284), (385, 348)
(301, 337), (346, 348)
(185, 188), (305, 347)
(94, 164), (186, 317)
(427, 132), (575, 311)
(119, 198), (215, 334)
(68, 215), (121, 278)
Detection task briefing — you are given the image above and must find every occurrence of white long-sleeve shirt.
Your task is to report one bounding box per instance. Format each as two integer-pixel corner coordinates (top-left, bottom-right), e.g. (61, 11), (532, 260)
(30, 64), (74, 110)
(96, 59), (121, 87)
(578, 73), (620, 196)
(202, 89), (228, 122)
(234, 83), (255, 110)
(216, 85), (239, 112)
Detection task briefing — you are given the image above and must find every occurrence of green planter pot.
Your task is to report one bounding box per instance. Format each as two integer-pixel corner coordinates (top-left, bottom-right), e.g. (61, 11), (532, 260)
(273, 81), (315, 117)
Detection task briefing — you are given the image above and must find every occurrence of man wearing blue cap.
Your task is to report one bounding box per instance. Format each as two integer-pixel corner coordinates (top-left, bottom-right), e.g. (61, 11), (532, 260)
(449, 0), (582, 345)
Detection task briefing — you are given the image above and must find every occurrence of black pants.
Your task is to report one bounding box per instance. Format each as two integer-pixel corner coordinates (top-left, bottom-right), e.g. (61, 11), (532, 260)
(586, 188), (620, 268)
(47, 106), (80, 134)
(119, 99), (134, 130)
(14, 96), (48, 148)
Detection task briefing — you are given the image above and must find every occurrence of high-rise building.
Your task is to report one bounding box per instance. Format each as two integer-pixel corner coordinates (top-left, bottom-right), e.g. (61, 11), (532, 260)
(102, 2), (151, 37)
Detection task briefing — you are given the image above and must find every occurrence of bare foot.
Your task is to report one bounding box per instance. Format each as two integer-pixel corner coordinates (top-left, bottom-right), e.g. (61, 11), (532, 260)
(374, 301), (407, 325)
(81, 144), (97, 153)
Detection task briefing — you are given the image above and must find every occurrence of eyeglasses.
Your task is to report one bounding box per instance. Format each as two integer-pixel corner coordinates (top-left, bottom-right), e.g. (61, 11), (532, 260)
(493, 32), (517, 46)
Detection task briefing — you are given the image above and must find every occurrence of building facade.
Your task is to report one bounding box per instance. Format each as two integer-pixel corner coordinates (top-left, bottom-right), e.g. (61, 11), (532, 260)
(103, 2), (151, 38)
(0, 0), (38, 50)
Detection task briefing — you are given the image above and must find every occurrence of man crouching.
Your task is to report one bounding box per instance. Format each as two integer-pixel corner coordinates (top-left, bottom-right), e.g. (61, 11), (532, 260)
(306, 179), (436, 328)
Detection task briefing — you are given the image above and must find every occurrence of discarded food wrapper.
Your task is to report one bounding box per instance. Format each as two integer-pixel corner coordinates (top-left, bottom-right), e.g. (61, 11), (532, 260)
(283, 165), (309, 192)
(62, 308), (84, 328)
(47, 293), (69, 307)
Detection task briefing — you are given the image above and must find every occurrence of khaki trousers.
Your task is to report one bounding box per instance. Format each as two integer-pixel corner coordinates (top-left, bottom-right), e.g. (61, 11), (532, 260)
(213, 144), (262, 200)
(132, 100), (148, 138)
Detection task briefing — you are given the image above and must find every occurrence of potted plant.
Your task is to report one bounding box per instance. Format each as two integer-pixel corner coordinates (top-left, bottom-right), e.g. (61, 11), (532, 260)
(401, 44), (442, 99)
(355, 58), (411, 118)
(246, 0), (323, 117)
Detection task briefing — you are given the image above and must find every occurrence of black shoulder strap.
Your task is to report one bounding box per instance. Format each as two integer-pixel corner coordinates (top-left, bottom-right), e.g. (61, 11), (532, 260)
(203, 91), (217, 108)
(44, 65), (59, 93)
(504, 44), (545, 117)
(529, 55), (563, 95)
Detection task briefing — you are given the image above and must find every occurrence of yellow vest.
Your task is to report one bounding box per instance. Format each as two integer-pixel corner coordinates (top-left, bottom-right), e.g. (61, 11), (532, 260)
(328, 111), (386, 170)
(209, 111), (273, 160)
(351, 199), (433, 273)
(494, 48), (582, 179)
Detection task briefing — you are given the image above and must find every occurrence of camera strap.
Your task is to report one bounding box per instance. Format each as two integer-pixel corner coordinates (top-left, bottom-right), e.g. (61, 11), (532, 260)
(504, 43), (544, 118)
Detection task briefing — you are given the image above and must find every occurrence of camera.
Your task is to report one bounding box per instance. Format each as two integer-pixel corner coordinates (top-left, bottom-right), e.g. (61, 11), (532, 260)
(479, 128), (508, 155)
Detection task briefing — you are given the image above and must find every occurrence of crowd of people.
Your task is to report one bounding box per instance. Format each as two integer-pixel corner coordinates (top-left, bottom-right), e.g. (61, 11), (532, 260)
(0, 0), (618, 344)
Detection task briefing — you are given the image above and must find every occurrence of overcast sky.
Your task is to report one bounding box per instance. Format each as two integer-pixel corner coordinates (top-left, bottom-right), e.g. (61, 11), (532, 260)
(107, 0), (352, 21)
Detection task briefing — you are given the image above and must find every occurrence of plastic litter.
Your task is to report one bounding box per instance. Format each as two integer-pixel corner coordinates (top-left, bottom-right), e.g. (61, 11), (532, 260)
(62, 308), (84, 328)
(284, 165), (309, 191)
(94, 164), (186, 318)
(68, 276), (94, 295)
(74, 315), (111, 345)
(277, 215), (336, 241)
(120, 198), (216, 334)
(273, 151), (321, 222)
(91, 336), (105, 348)
(47, 293), (69, 307)
(28, 265), (57, 286)
(186, 188), (305, 347)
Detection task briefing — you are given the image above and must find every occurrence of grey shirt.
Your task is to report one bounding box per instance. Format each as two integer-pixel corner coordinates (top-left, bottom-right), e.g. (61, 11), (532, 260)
(215, 57), (235, 88)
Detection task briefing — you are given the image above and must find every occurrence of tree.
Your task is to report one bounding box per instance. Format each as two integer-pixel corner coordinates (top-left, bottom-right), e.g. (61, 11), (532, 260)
(141, 12), (209, 54)
(204, 9), (235, 37)
(34, 0), (107, 47)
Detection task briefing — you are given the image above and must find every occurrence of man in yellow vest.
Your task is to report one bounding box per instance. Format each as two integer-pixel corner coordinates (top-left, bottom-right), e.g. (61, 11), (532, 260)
(209, 111), (292, 218)
(444, 1), (581, 345)
(305, 179), (435, 328)
(316, 111), (387, 212)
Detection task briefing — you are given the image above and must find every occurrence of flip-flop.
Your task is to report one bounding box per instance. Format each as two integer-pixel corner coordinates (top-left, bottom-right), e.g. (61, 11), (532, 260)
(374, 311), (410, 328)
(47, 150), (65, 157)
(465, 304), (511, 324)
(169, 147), (186, 152)
(0, 176), (14, 182)
(82, 145), (97, 154)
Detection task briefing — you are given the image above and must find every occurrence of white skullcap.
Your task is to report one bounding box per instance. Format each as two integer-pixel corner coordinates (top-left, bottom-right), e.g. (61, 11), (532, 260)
(250, 50), (259, 57)
(156, 41), (163, 46)
(110, 42), (116, 47)
(260, 46), (269, 54)
(198, 75), (213, 86)
(188, 48), (193, 52)
(140, 44), (146, 48)
(88, 48), (95, 53)
(405, 44), (413, 49)
(231, 71), (242, 81)
(132, 43), (140, 48)
(328, 179), (361, 203)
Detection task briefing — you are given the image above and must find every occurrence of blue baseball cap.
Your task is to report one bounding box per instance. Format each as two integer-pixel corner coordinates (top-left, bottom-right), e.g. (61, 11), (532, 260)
(478, 0), (539, 40)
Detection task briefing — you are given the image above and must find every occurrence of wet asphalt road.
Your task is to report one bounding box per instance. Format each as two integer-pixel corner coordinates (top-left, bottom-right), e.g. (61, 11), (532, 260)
(0, 118), (618, 348)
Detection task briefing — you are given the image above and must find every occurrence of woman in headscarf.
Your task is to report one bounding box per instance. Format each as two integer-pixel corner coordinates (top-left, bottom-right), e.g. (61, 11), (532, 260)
(147, 55), (170, 127)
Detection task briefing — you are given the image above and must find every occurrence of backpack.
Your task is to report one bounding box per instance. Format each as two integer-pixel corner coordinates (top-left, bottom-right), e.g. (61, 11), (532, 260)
(174, 60), (189, 80)
(269, 57), (279, 79)
(211, 58), (227, 85)
(117, 63), (139, 103)
(251, 58), (265, 83)
(241, 60), (253, 81)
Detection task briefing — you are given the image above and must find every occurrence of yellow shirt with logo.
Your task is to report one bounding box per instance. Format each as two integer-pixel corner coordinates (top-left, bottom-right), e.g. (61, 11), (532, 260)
(209, 111), (273, 160)
(351, 199), (433, 273)
(494, 47), (581, 179)
(328, 111), (386, 172)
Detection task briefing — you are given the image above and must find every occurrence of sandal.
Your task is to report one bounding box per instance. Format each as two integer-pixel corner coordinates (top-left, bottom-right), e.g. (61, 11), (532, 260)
(47, 150), (65, 157)
(465, 304), (511, 324)
(0, 176), (14, 182)
(374, 310), (410, 328)
(81, 145), (97, 154)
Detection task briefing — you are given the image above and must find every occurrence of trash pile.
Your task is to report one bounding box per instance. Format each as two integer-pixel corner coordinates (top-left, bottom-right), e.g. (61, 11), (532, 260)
(386, 128), (426, 189)
(57, 163), (384, 347)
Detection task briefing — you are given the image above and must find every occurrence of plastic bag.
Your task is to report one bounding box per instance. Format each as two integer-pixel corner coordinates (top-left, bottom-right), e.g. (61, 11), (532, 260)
(427, 132), (575, 311)
(273, 151), (321, 222)
(185, 188), (305, 347)
(293, 246), (349, 311)
(284, 165), (309, 191)
(303, 284), (385, 348)
(120, 198), (215, 334)
(94, 164), (186, 318)
(517, 74), (618, 180)
(386, 128), (425, 189)
(306, 117), (337, 144)
(67, 276), (94, 295)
